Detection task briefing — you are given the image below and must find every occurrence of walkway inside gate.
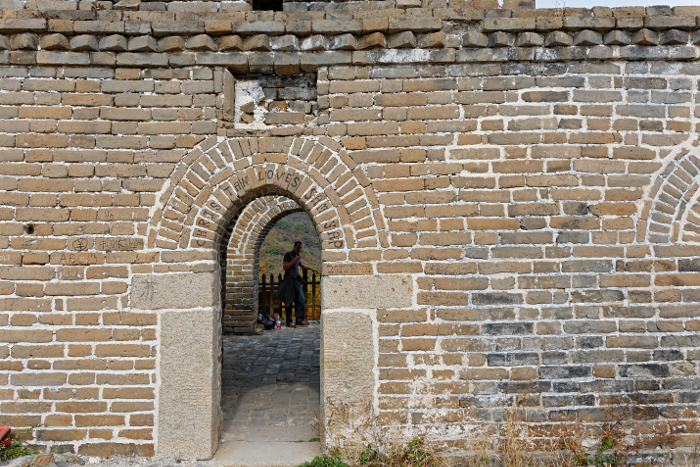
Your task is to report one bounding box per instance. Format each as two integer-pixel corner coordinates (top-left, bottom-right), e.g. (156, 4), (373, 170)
(213, 323), (321, 466)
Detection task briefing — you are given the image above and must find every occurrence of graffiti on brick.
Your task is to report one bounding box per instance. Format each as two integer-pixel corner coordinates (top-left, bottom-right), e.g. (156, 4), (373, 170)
(54, 252), (102, 265)
(95, 237), (144, 251)
(322, 263), (372, 275)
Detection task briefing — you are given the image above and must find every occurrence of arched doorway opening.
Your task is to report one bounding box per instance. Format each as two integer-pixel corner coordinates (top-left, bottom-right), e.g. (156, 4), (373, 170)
(216, 197), (323, 463)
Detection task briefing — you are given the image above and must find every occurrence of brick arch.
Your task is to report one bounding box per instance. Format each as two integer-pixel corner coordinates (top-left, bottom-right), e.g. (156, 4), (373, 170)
(149, 136), (387, 255)
(642, 141), (700, 244)
(221, 195), (303, 334)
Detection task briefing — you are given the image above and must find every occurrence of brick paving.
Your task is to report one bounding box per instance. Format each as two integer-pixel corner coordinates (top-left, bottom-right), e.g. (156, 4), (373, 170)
(220, 323), (321, 433)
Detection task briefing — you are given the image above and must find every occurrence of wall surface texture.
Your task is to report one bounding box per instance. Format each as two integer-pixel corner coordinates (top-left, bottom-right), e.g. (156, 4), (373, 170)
(3, 0), (700, 462)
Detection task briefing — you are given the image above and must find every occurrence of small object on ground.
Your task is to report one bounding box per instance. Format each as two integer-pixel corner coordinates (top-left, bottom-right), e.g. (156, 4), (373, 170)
(297, 321), (309, 326)
(0, 426), (10, 448)
(275, 314), (281, 329)
(287, 322), (296, 328)
(31, 454), (56, 467)
(257, 310), (275, 330)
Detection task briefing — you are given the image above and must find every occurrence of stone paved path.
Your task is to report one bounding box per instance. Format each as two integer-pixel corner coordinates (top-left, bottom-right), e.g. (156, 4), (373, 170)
(212, 323), (322, 466)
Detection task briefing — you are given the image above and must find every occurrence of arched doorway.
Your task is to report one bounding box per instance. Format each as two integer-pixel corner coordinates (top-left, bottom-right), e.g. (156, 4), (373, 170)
(133, 136), (412, 459)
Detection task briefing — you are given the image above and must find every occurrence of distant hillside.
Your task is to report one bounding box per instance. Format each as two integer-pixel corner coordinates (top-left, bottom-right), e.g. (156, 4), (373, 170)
(258, 212), (321, 277)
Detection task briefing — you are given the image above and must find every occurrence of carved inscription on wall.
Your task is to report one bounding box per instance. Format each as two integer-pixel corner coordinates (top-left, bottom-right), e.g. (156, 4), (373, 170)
(95, 237), (144, 251)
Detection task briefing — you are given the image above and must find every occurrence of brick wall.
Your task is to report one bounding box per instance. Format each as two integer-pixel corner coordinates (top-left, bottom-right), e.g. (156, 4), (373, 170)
(2, 0), (700, 461)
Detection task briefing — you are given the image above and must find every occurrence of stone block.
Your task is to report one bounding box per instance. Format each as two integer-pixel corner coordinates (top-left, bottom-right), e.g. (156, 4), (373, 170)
(632, 28), (659, 45)
(300, 35), (328, 52)
(130, 272), (218, 310)
(39, 33), (69, 51)
(127, 35), (157, 52)
(157, 36), (185, 52)
(358, 32), (387, 50)
(10, 33), (37, 50)
(482, 17), (535, 32)
(152, 21), (204, 37)
(321, 311), (374, 417)
(489, 31), (515, 47)
(205, 20), (232, 36)
(270, 34), (299, 51)
(273, 52), (300, 74)
(217, 35), (243, 51)
(158, 308), (220, 459)
(387, 31), (416, 49)
(603, 30), (631, 45)
(100, 34), (128, 51)
(322, 275), (413, 310)
(545, 30), (573, 46)
(329, 33), (358, 51)
(233, 21), (285, 36)
(114, 0), (140, 10)
(417, 31), (446, 48)
(573, 30), (603, 46)
(660, 29), (689, 45)
(388, 17), (442, 34)
(242, 34), (269, 51)
(515, 31), (543, 47)
(69, 34), (99, 51)
(462, 30), (488, 48)
(186, 34), (216, 51)
(311, 20), (362, 36)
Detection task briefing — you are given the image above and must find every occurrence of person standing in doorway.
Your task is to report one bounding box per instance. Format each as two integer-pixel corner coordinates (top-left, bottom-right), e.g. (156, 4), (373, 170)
(276, 241), (318, 328)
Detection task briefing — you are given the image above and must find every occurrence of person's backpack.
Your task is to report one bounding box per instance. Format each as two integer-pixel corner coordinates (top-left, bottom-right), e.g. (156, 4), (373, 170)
(258, 309), (275, 330)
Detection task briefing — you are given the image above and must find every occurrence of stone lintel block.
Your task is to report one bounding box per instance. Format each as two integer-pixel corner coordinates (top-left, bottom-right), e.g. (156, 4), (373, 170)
(544, 30), (573, 47)
(125, 21), (151, 36)
(195, 52), (248, 73)
(273, 51), (300, 74)
(11, 33), (37, 50)
(482, 17), (536, 32)
(300, 34), (328, 52)
(300, 50), (351, 71)
(572, 29), (603, 46)
(158, 308), (220, 459)
(0, 19), (47, 34)
(330, 33), (358, 51)
(73, 20), (125, 35)
(387, 17), (442, 34)
(515, 31), (543, 47)
(233, 21), (285, 36)
(158, 35), (185, 52)
(311, 20), (362, 36)
(37, 50), (89, 65)
(48, 19), (74, 34)
(39, 33), (70, 51)
(270, 34), (299, 51)
(322, 275), (413, 309)
(462, 30), (488, 48)
(358, 32), (387, 50)
(616, 17), (645, 30)
(116, 51), (168, 67)
(536, 16), (563, 31)
(562, 16), (616, 31)
(603, 29), (631, 45)
(660, 29), (690, 45)
(632, 28), (659, 46)
(362, 18), (388, 34)
(644, 15), (696, 31)
(186, 34), (216, 51)
(205, 20), (232, 36)
(69, 34), (99, 51)
(488, 31), (515, 47)
(152, 21), (205, 37)
(99, 34), (128, 51)
(286, 20), (311, 37)
(242, 34), (270, 51)
(128, 34), (157, 52)
(387, 30), (416, 49)
(417, 31), (446, 48)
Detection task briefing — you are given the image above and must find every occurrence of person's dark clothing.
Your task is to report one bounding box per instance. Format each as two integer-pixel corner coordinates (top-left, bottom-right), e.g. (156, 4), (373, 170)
(275, 250), (306, 324)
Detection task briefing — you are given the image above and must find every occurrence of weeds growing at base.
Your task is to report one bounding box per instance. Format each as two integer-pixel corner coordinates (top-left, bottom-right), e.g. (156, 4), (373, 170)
(0, 426), (39, 461)
(299, 397), (694, 467)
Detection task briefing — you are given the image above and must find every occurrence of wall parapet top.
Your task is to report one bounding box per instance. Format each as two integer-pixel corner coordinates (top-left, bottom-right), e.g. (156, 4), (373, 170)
(1, 3), (700, 67)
